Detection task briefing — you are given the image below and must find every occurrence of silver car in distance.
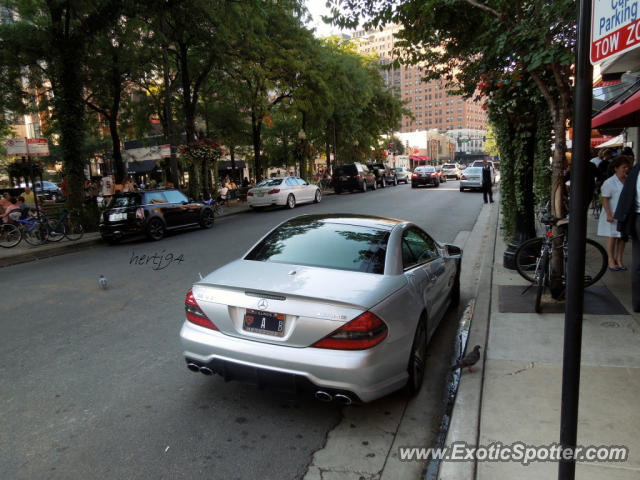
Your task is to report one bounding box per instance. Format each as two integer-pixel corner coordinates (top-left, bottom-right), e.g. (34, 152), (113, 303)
(180, 214), (462, 404)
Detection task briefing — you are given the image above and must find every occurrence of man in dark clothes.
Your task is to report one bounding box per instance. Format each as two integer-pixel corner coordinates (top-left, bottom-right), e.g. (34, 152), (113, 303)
(614, 160), (640, 312)
(482, 159), (493, 203)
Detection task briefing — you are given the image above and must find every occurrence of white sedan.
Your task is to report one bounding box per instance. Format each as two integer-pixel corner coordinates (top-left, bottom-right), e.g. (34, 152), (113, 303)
(247, 176), (321, 209)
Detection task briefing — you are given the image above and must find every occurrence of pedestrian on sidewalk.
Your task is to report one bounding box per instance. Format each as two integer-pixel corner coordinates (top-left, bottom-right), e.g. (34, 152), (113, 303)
(614, 157), (640, 312)
(598, 156), (631, 270)
(481, 159), (494, 204)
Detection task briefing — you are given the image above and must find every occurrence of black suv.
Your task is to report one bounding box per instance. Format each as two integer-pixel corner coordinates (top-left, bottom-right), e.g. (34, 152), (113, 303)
(99, 189), (214, 243)
(368, 163), (397, 187)
(332, 162), (377, 194)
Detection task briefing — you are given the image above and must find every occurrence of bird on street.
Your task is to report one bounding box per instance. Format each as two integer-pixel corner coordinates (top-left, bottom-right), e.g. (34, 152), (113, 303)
(99, 274), (108, 289)
(452, 345), (481, 373)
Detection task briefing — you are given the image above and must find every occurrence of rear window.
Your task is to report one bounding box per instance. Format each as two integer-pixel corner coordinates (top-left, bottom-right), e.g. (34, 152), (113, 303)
(464, 167), (482, 174)
(443, 164), (456, 169)
(416, 166), (435, 172)
(245, 220), (389, 274)
(107, 194), (141, 208)
(334, 165), (357, 176)
(258, 179), (283, 187)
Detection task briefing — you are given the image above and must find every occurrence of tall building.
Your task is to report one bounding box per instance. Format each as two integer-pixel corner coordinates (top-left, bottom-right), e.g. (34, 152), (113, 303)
(351, 25), (487, 135)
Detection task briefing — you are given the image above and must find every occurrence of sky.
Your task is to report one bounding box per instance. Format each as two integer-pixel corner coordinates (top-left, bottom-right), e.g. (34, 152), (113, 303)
(305, 0), (348, 38)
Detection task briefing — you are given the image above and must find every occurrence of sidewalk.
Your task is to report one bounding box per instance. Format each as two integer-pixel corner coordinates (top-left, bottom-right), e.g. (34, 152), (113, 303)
(0, 200), (254, 268)
(439, 206), (640, 479)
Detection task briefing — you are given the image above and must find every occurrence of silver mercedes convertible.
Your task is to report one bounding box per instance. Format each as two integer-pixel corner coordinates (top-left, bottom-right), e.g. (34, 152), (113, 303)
(180, 214), (462, 404)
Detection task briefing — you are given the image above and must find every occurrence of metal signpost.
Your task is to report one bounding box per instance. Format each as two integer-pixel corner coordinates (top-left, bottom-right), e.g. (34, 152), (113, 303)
(560, 1), (640, 478)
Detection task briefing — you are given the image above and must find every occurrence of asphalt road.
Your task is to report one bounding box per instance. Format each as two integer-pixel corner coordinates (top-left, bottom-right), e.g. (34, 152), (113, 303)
(0, 181), (484, 480)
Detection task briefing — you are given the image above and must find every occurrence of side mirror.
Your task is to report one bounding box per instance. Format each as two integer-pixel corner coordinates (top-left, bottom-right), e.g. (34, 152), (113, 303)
(188, 197), (194, 203)
(444, 244), (462, 257)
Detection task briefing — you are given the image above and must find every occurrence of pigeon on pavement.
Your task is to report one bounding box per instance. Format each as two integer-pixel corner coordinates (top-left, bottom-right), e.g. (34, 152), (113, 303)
(452, 345), (481, 373)
(99, 274), (108, 289)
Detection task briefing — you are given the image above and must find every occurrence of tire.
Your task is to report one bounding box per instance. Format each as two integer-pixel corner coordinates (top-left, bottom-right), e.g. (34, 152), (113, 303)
(314, 189), (322, 203)
(372, 180), (377, 191)
(535, 252), (549, 313)
(286, 194), (296, 209)
(411, 183), (417, 188)
(214, 203), (224, 216)
(200, 209), (214, 229)
(335, 187), (342, 195)
(381, 178), (386, 188)
(146, 217), (165, 241)
(405, 179), (409, 184)
(514, 237), (544, 283)
(393, 177), (398, 186)
(404, 317), (427, 396)
(46, 218), (65, 242)
(362, 181), (367, 192)
(435, 180), (440, 188)
(460, 187), (464, 192)
(0, 224), (21, 248)
(23, 221), (49, 245)
(63, 217), (84, 241)
(583, 238), (608, 287)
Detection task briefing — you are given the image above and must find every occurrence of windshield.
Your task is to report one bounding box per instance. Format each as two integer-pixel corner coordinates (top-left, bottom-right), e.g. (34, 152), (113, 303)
(245, 219), (389, 274)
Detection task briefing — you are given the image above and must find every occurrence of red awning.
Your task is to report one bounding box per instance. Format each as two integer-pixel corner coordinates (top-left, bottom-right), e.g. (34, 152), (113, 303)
(592, 89), (640, 128)
(409, 155), (428, 162)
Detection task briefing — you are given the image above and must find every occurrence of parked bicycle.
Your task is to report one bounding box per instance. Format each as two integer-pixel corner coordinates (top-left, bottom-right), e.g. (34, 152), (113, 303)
(0, 222), (22, 248)
(203, 196), (225, 216)
(514, 202), (607, 313)
(41, 209), (84, 241)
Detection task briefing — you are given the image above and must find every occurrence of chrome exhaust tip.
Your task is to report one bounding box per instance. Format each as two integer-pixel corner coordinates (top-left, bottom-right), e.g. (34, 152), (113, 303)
(315, 391), (332, 402)
(334, 394), (352, 406)
(199, 366), (214, 376)
(187, 363), (201, 372)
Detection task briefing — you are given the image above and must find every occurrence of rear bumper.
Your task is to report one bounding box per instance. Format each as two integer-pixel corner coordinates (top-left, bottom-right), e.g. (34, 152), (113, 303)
(459, 181), (482, 189)
(248, 195), (284, 207)
(99, 220), (145, 239)
(412, 177), (438, 186)
(180, 320), (407, 403)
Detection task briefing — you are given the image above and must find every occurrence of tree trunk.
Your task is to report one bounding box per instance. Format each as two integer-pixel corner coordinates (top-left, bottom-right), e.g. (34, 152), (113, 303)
(550, 112), (569, 299)
(252, 112), (262, 179)
(162, 44), (179, 186)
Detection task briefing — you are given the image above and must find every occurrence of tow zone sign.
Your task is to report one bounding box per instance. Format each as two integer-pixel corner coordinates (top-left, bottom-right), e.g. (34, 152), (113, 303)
(592, 0), (640, 64)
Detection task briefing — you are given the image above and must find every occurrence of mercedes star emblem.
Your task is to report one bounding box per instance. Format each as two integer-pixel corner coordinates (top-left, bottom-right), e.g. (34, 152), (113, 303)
(257, 298), (269, 310)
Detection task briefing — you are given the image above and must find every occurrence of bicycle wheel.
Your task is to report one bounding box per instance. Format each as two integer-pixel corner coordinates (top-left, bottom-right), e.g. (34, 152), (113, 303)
(46, 218), (65, 242)
(214, 203), (224, 216)
(514, 237), (544, 283)
(535, 251), (549, 313)
(583, 238), (608, 287)
(63, 216), (84, 240)
(23, 221), (49, 245)
(0, 224), (22, 248)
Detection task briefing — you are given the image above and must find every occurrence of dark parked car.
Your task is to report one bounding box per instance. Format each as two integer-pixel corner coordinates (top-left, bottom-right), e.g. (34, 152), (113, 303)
(411, 166), (440, 188)
(33, 181), (64, 202)
(368, 162), (397, 187)
(332, 163), (377, 194)
(99, 189), (214, 244)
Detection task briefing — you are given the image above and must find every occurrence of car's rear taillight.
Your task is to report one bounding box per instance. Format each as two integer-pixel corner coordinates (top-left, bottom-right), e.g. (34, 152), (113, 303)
(460, 175), (467, 180)
(185, 289), (218, 330)
(136, 207), (144, 220)
(267, 189), (280, 194)
(431, 173), (437, 177)
(313, 312), (387, 350)
(356, 174), (361, 179)
(411, 173), (418, 178)
(247, 191), (254, 196)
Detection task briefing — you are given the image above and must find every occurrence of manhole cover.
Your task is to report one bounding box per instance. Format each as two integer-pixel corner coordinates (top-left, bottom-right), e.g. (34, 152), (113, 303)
(600, 321), (620, 328)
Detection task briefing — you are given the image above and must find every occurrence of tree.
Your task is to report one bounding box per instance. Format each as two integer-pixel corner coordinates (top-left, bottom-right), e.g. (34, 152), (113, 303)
(2, 0), (126, 212)
(329, 0), (575, 297)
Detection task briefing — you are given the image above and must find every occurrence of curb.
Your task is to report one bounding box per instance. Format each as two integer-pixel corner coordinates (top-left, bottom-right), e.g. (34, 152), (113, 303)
(0, 237), (104, 269)
(436, 199), (501, 480)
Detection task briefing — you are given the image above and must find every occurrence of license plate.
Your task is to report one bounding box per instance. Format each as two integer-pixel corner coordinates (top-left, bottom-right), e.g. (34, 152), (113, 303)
(109, 213), (127, 221)
(243, 309), (285, 337)
(257, 193), (264, 197)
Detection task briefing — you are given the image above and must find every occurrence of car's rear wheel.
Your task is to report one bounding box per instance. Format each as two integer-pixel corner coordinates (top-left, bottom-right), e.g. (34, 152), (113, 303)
(381, 178), (386, 188)
(460, 187), (464, 192)
(147, 218), (165, 241)
(362, 182), (367, 192)
(287, 194), (296, 209)
(405, 317), (427, 396)
(411, 183), (417, 188)
(200, 209), (214, 228)
(435, 180), (440, 188)
(371, 180), (376, 191)
(314, 189), (322, 203)
(393, 177), (398, 186)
